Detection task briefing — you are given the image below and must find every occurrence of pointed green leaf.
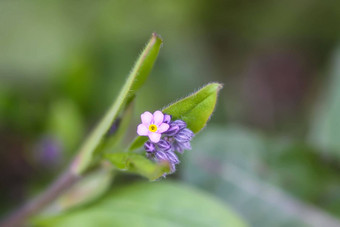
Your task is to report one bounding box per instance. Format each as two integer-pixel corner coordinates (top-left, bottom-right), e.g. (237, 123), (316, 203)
(72, 33), (163, 174)
(129, 83), (222, 151)
(104, 152), (170, 181)
(163, 82), (222, 133)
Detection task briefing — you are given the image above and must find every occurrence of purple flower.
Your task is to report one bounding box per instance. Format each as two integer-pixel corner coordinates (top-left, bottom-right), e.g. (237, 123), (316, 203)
(137, 111), (170, 143)
(138, 112), (195, 177)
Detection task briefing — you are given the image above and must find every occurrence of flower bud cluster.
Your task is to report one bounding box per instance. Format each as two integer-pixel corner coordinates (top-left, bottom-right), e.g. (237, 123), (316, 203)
(143, 114), (194, 174)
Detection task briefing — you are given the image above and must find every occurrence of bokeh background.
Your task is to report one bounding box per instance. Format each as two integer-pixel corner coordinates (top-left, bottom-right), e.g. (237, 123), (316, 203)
(1, 1), (340, 226)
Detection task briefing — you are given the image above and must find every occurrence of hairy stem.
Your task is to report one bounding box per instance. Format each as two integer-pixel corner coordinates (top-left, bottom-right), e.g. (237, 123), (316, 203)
(0, 169), (80, 227)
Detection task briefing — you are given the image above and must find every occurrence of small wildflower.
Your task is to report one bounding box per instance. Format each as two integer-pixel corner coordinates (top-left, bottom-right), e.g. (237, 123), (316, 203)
(137, 111), (194, 176)
(137, 111), (170, 143)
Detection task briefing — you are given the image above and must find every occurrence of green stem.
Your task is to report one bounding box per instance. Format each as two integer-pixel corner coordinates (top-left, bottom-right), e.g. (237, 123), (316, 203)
(0, 168), (80, 227)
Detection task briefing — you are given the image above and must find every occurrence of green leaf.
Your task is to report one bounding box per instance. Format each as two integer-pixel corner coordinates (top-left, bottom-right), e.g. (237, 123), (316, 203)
(72, 33), (163, 174)
(163, 82), (222, 132)
(34, 182), (246, 227)
(129, 83), (222, 151)
(104, 152), (170, 181)
(128, 135), (149, 152)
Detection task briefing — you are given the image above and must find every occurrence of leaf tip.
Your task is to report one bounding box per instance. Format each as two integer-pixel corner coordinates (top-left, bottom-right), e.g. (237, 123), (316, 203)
(208, 82), (224, 92)
(217, 82), (224, 90)
(152, 32), (161, 39)
(151, 32), (163, 46)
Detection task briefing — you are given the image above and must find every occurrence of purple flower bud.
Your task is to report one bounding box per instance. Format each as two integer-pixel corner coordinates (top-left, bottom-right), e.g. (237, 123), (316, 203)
(164, 125), (180, 136)
(181, 141), (192, 150)
(155, 151), (168, 161)
(171, 120), (187, 130)
(165, 151), (180, 164)
(162, 162), (176, 177)
(173, 142), (184, 153)
(144, 141), (156, 153)
(141, 116), (194, 177)
(163, 114), (172, 124)
(163, 136), (174, 143)
(157, 139), (171, 151)
(173, 140), (192, 154)
(175, 128), (194, 143)
(169, 162), (176, 173)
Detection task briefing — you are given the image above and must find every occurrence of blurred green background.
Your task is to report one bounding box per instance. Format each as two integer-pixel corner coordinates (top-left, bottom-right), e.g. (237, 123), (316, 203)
(1, 1), (340, 226)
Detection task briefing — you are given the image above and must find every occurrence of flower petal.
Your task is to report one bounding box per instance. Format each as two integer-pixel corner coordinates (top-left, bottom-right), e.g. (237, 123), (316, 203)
(153, 110), (164, 125)
(149, 132), (161, 143)
(137, 124), (148, 136)
(141, 111), (153, 125)
(157, 123), (170, 133)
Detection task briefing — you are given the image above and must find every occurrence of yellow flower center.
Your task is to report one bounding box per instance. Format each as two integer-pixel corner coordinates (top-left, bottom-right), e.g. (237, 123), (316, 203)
(149, 124), (158, 132)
